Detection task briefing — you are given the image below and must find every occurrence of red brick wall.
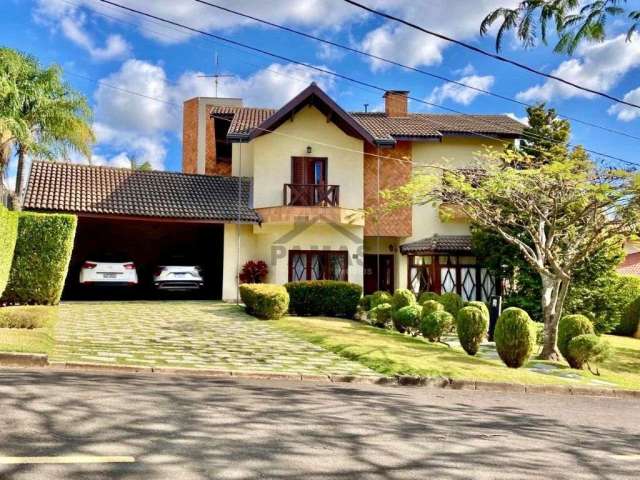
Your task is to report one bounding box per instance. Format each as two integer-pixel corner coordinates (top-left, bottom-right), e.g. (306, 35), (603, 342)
(363, 141), (412, 237)
(384, 92), (408, 117)
(182, 98), (198, 174)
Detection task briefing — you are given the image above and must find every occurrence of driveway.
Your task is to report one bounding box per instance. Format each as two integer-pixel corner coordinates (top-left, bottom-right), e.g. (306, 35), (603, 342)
(51, 301), (375, 376)
(0, 370), (638, 479)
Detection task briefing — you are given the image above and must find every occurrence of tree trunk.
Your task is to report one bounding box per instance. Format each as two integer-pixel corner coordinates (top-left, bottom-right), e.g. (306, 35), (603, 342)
(13, 147), (26, 211)
(539, 273), (565, 360)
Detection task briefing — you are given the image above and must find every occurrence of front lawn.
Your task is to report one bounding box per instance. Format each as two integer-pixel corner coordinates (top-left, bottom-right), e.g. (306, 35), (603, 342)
(275, 316), (640, 390)
(0, 306), (58, 355)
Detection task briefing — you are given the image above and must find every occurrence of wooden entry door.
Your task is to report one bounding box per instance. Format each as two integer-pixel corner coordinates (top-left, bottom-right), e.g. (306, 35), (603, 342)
(291, 156), (327, 206)
(364, 254), (394, 294)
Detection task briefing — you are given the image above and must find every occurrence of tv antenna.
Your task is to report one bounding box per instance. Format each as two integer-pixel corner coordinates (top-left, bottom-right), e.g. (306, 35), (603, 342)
(198, 53), (234, 97)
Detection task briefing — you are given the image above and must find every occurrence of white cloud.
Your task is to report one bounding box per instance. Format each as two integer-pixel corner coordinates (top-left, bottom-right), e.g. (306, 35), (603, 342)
(36, 2), (131, 61)
(517, 33), (640, 103)
(91, 59), (333, 170)
(505, 112), (529, 125)
(358, 0), (519, 70)
(454, 64), (476, 76)
(608, 86), (640, 121)
(428, 74), (495, 105)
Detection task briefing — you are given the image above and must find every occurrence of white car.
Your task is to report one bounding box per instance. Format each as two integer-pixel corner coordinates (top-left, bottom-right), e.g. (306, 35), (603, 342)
(79, 259), (138, 286)
(153, 265), (204, 291)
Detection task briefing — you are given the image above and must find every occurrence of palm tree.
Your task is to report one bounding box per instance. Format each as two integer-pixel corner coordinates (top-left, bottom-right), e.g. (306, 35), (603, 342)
(0, 48), (94, 209)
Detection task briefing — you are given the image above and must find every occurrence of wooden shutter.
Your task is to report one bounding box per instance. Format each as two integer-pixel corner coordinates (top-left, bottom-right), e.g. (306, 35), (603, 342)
(291, 157), (306, 184)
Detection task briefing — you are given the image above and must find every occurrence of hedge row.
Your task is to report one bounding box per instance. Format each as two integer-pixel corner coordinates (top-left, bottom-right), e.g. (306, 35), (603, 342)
(2, 212), (77, 305)
(239, 284), (289, 319)
(285, 280), (362, 318)
(0, 206), (18, 297)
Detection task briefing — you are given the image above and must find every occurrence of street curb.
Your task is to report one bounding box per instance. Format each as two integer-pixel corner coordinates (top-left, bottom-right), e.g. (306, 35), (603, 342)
(0, 352), (48, 367)
(3, 361), (638, 399)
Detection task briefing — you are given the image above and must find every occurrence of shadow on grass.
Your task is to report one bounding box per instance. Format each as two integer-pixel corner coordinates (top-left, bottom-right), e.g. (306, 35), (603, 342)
(0, 370), (638, 479)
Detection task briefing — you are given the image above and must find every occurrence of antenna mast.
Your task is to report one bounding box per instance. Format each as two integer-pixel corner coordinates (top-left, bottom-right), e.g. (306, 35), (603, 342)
(198, 52), (234, 97)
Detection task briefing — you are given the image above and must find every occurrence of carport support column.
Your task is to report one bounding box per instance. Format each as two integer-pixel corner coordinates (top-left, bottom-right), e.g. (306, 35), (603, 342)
(236, 142), (243, 305)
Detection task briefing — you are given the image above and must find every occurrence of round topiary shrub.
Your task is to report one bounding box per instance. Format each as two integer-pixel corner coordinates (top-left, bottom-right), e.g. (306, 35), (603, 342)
(558, 314), (594, 362)
(359, 295), (373, 311)
(456, 306), (488, 356)
(422, 299), (444, 316)
(494, 307), (536, 368)
(371, 290), (393, 309)
(418, 291), (440, 304)
(464, 301), (489, 322)
(618, 296), (640, 337)
(567, 334), (612, 372)
(393, 304), (422, 333)
(392, 288), (416, 312)
(420, 311), (454, 343)
(439, 292), (464, 317)
(369, 303), (392, 328)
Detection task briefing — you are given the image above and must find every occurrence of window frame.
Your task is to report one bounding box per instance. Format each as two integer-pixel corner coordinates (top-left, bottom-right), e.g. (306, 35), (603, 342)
(288, 250), (349, 282)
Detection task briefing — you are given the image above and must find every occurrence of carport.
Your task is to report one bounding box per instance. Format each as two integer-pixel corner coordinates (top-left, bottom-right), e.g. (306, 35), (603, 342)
(23, 161), (260, 300)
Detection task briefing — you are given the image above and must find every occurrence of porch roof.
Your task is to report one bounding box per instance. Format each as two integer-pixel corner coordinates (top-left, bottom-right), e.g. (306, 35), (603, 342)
(399, 234), (473, 254)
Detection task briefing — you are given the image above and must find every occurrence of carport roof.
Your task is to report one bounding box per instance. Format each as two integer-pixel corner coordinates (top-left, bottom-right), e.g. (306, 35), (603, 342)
(24, 161), (261, 223)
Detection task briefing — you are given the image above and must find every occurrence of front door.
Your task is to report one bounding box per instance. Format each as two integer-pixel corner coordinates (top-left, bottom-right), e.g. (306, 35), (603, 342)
(363, 254), (394, 294)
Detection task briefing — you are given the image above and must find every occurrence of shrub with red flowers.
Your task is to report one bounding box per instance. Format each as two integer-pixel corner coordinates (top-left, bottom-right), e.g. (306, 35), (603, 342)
(239, 260), (269, 284)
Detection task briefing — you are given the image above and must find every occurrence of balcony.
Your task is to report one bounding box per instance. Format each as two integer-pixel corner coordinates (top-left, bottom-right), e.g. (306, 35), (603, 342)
(283, 184), (339, 207)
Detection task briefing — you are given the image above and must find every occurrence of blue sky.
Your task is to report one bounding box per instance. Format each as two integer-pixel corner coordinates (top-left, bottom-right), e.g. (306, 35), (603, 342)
(2, 0), (640, 187)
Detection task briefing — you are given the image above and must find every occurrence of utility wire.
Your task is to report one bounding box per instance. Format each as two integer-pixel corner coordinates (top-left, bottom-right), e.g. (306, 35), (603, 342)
(343, 0), (640, 110)
(96, 0), (636, 167)
(193, 0), (640, 143)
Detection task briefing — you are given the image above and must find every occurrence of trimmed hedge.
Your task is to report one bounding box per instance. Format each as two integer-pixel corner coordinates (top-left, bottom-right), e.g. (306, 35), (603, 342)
(0, 206), (18, 298)
(369, 302), (392, 328)
(2, 212), (77, 305)
(456, 306), (488, 356)
(371, 290), (393, 309)
(494, 307), (536, 368)
(0, 305), (58, 329)
(391, 288), (416, 311)
(618, 296), (640, 337)
(284, 280), (362, 318)
(439, 292), (464, 317)
(567, 334), (611, 371)
(418, 291), (440, 304)
(422, 299), (444, 316)
(464, 301), (489, 323)
(558, 314), (594, 363)
(420, 310), (454, 342)
(239, 284), (289, 319)
(393, 304), (422, 332)
(359, 295), (373, 311)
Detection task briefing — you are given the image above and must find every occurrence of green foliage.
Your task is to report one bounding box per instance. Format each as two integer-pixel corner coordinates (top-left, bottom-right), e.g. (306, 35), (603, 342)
(359, 295), (373, 311)
(494, 307), (536, 368)
(558, 314), (594, 362)
(456, 306), (489, 356)
(393, 304), (422, 333)
(464, 300), (489, 322)
(368, 303), (392, 328)
(420, 310), (454, 342)
(439, 292), (464, 317)
(239, 284), (289, 320)
(0, 305), (57, 329)
(618, 296), (640, 337)
(391, 288), (416, 311)
(284, 281), (362, 318)
(2, 212), (76, 305)
(0, 206), (18, 297)
(418, 291), (440, 304)
(370, 290), (393, 309)
(567, 334), (612, 371)
(533, 321), (545, 346)
(422, 299), (444, 316)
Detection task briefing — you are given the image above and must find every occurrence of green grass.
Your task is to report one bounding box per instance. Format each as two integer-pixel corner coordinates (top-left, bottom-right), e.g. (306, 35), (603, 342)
(274, 316), (640, 389)
(0, 306), (58, 354)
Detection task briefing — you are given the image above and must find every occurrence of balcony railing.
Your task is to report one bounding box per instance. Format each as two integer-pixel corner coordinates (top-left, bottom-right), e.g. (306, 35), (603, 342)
(283, 184), (340, 207)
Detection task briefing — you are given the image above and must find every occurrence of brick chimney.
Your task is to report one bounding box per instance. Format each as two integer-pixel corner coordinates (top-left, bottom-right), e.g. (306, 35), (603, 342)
(384, 90), (409, 117)
(182, 96), (242, 175)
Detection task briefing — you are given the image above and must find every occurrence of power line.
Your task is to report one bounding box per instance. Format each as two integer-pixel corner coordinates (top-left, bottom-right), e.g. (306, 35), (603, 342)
(192, 0), (640, 143)
(343, 0), (640, 110)
(96, 0), (636, 167)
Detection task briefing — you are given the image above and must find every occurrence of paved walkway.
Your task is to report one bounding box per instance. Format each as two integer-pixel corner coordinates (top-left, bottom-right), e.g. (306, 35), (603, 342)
(52, 301), (375, 376)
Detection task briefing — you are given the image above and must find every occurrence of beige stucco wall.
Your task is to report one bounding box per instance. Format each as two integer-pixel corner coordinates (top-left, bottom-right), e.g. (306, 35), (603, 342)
(222, 223), (258, 302)
(242, 105), (364, 210)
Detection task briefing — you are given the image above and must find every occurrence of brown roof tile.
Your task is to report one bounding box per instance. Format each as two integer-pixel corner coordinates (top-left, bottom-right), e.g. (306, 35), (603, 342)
(400, 235), (473, 254)
(24, 161), (261, 223)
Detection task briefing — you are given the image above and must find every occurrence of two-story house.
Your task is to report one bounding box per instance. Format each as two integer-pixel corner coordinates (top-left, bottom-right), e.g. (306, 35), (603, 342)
(23, 83), (522, 302)
(182, 83), (523, 301)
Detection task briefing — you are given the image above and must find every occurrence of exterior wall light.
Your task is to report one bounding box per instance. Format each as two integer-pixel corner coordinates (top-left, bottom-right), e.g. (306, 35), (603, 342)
(306, 145), (313, 154)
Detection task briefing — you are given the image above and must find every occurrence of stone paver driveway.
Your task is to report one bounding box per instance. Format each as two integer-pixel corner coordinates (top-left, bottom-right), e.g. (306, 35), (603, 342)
(52, 301), (375, 376)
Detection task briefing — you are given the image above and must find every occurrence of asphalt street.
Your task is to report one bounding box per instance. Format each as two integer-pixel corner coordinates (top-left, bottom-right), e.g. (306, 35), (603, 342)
(0, 369), (638, 479)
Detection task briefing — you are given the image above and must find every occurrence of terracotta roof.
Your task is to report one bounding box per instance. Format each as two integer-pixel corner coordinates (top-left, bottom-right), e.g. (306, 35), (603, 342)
(617, 252), (640, 276)
(24, 161), (261, 223)
(211, 107), (524, 144)
(399, 235), (473, 254)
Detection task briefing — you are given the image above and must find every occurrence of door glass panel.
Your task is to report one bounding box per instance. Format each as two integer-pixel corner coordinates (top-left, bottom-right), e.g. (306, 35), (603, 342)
(461, 267), (477, 301)
(440, 267), (457, 293)
(410, 267), (431, 295)
(329, 253), (347, 281)
(291, 253), (307, 281)
(311, 254), (324, 280)
(481, 268), (496, 301)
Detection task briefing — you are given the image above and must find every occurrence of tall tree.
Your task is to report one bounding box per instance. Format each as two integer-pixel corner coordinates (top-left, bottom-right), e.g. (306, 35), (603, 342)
(0, 48), (94, 208)
(481, 0), (640, 53)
